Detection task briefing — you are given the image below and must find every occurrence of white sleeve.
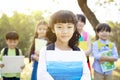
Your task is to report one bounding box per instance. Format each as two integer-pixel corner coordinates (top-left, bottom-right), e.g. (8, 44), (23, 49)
(37, 47), (54, 80)
(80, 50), (91, 80)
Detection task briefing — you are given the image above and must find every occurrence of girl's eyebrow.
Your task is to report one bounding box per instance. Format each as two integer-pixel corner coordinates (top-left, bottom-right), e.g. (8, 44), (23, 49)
(55, 23), (63, 25)
(56, 23), (73, 25)
(67, 23), (73, 25)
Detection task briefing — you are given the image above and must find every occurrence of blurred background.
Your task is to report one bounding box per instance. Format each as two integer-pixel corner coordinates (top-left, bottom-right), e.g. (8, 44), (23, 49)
(0, 0), (120, 80)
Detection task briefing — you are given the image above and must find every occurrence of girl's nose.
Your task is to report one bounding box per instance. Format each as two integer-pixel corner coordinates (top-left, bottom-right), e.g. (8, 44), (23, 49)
(62, 28), (68, 33)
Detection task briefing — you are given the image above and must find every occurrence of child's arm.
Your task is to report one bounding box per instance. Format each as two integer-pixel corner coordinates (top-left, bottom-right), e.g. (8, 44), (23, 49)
(85, 34), (92, 56)
(81, 50), (91, 80)
(31, 51), (39, 61)
(92, 42), (102, 60)
(99, 56), (116, 63)
(19, 49), (25, 70)
(0, 49), (5, 68)
(37, 47), (54, 80)
(0, 63), (4, 68)
(21, 64), (25, 70)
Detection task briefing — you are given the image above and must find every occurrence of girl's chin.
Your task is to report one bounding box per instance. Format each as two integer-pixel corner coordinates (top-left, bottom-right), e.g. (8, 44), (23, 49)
(102, 38), (108, 40)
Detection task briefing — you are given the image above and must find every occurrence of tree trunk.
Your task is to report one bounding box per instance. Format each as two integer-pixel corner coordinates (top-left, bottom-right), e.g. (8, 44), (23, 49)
(77, 0), (99, 31)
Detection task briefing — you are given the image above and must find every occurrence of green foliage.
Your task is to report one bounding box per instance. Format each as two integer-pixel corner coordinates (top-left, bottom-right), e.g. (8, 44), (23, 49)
(0, 14), (12, 49)
(0, 11), (44, 56)
(108, 21), (120, 55)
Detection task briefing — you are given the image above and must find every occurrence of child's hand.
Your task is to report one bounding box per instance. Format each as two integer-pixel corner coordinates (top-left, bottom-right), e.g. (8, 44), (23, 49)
(21, 64), (25, 70)
(35, 50), (39, 56)
(0, 63), (4, 68)
(99, 60), (105, 64)
(31, 53), (39, 61)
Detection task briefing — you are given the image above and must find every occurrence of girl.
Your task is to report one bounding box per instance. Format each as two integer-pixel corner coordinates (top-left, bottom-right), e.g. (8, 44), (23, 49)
(37, 10), (91, 80)
(76, 14), (91, 56)
(76, 14), (92, 77)
(28, 20), (48, 80)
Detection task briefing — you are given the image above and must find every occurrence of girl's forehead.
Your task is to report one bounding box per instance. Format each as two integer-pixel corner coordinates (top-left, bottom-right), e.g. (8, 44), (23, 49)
(37, 25), (48, 28)
(55, 23), (74, 25)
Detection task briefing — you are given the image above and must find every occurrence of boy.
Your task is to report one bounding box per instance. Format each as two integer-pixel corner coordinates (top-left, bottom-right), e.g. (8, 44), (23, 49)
(0, 31), (24, 80)
(92, 23), (119, 80)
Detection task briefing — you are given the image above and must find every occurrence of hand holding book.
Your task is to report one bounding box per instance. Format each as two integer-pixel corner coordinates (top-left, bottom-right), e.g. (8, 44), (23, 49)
(100, 50), (116, 72)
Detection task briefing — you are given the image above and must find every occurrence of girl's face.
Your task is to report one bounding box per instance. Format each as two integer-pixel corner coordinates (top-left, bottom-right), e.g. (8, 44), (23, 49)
(76, 21), (85, 32)
(53, 23), (75, 43)
(37, 24), (48, 38)
(97, 30), (110, 40)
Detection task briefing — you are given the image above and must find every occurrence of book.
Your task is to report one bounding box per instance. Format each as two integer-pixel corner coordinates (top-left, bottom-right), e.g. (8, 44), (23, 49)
(35, 38), (47, 51)
(78, 41), (88, 51)
(101, 50), (116, 72)
(2, 56), (24, 73)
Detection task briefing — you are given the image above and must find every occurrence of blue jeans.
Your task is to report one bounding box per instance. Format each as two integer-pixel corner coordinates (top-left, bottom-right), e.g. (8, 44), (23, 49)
(31, 61), (38, 80)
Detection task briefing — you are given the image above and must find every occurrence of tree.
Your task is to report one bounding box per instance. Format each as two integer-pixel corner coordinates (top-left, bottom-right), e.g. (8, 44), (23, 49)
(0, 11), (44, 56)
(77, 0), (120, 56)
(77, 0), (99, 30)
(109, 22), (120, 54)
(0, 14), (12, 49)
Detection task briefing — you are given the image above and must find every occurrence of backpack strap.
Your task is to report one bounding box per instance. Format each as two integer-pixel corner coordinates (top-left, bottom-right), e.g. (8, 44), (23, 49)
(3, 47), (19, 56)
(47, 43), (80, 51)
(3, 47), (8, 56)
(15, 48), (19, 56)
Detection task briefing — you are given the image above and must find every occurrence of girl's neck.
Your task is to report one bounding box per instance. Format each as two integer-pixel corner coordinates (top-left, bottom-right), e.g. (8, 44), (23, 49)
(37, 36), (46, 40)
(99, 38), (108, 42)
(78, 29), (84, 34)
(55, 41), (71, 50)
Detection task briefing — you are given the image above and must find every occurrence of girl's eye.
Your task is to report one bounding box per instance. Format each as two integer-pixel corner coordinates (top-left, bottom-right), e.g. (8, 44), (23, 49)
(57, 26), (62, 28)
(68, 25), (74, 28)
(68, 26), (72, 28)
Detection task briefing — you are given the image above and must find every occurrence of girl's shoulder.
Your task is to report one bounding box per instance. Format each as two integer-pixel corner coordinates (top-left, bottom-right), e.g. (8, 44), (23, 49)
(46, 43), (55, 50)
(72, 46), (81, 51)
(47, 43), (80, 51)
(92, 40), (98, 45)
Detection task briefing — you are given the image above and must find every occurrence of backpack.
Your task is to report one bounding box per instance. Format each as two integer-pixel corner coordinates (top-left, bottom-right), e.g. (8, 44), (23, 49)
(3, 47), (20, 56)
(47, 43), (80, 51)
(97, 40), (113, 50)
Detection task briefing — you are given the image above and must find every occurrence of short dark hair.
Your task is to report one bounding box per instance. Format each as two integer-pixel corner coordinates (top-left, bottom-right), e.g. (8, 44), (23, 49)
(96, 23), (111, 33)
(76, 14), (86, 24)
(6, 31), (19, 40)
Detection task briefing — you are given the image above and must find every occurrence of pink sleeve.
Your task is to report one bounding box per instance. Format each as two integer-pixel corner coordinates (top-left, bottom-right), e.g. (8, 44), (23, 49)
(83, 31), (88, 41)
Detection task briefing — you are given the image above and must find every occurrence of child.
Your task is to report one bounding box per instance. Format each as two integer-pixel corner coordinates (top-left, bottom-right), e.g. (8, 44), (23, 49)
(37, 10), (91, 80)
(76, 14), (92, 70)
(28, 20), (48, 80)
(92, 23), (119, 80)
(0, 31), (24, 80)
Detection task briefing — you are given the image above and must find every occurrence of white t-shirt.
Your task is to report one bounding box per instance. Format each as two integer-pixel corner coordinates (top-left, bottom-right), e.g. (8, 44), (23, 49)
(37, 46), (91, 80)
